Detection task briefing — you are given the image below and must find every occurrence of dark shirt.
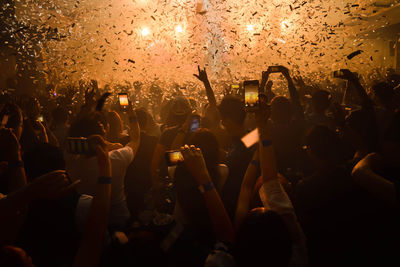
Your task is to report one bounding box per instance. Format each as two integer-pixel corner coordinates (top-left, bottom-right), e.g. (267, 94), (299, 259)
(125, 132), (158, 216)
(221, 137), (255, 219)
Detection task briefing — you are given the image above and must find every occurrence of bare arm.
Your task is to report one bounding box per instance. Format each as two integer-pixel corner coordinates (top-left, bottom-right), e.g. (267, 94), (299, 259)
(73, 145), (112, 267)
(182, 145), (235, 243)
(194, 66), (217, 107)
(234, 148), (259, 230)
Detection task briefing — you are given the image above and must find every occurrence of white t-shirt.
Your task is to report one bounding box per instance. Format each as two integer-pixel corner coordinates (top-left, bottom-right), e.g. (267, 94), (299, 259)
(65, 146), (134, 227)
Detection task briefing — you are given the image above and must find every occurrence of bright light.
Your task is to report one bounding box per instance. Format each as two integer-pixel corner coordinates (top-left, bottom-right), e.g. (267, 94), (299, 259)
(246, 24), (254, 32)
(175, 25), (183, 33)
(281, 20), (289, 29)
(141, 27), (150, 36)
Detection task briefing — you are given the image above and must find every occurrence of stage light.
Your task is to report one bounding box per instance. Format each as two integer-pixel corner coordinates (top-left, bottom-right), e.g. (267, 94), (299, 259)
(175, 25), (183, 33)
(141, 27), (150, 36)
(246, 24), (254, 32)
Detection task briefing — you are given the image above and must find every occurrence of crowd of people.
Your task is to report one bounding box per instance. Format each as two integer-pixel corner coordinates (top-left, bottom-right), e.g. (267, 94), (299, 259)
(0, 63), (399, 267)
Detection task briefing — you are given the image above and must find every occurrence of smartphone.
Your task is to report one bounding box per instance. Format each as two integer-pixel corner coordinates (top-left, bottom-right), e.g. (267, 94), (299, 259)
(118, 93), (129, 110)
(66, 137), (96, 156)
(241, 128), (259, 148)
(165, 150), (184, 166)
(268, 66), (281, 73)
(37, 115), (44, 122)
(333, 70), (345, 78)
(244, 80), (260, 111)
(190, 115), (200, 132)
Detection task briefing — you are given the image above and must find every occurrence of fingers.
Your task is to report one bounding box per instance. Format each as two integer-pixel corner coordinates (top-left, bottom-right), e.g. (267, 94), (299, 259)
(197, 65), (201, 73)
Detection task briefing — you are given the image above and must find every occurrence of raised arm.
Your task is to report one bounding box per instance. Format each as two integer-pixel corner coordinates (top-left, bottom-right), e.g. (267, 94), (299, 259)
(73, 144), (112, 267)
(340, 69), (373, 111)
(181, 145), (235, 244)
(194, 66), (217, 107)
(125, 109), (141, 155)
(234, 148), (260, 230)
(280, 66), (303, 118)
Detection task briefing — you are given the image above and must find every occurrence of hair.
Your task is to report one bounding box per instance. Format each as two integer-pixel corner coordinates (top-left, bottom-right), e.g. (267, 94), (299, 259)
(51, 106), (68, 125)
(271, 96), (293, 124)
(305, 125), (344, 163)
(234, 208), (292, 267)
(174, 129), (220, 237)
(135, 107), (149, 129)
(0, 103), (23, 130)
(312, 90), (331, 113)
(106, 110), (122, 134)
(218, 95), (246, 125)
(372, 81), (394, 108)
(69, 115), (105, 138)
(23, 143), (66, 182)
(0, 245), (30, 267)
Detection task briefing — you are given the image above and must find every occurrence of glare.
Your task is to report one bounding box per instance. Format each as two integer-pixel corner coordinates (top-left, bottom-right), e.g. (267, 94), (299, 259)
(175, 25), (183, 33)
(246, 24), (254, 32)
(141, 27), (150, 36)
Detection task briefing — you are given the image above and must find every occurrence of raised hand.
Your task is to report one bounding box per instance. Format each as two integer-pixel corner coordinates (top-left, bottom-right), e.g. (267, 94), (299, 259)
(193, 65), (209, 83)
(181, 145), (210, 184)
(27, 170), (80, 199)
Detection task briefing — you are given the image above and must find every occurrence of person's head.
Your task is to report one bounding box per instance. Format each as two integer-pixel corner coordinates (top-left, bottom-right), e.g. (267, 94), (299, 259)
(311, 90), (331, 114)
(23, 143), (65, 182)
(19, 95), (41, 120)
(166, 96), (192, 126)
(135, 107), (149, 131)
(305, 125), (345, 165)
(0, 245), (34, 267)
(106, 110), (122, 135)
(234, 208), (292, 267)
(69, 115), (106, 138)
(51, 106), (68, 126)
(202, 103), (221, 128)
(0, 103), (23, 139)
(218, 96), (246, 131)
(371, 81), (394, 109)
(270, 96), (293, 124)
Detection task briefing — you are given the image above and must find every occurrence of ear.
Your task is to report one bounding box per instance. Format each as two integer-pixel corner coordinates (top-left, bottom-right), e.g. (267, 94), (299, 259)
(0, 161), (8, 175)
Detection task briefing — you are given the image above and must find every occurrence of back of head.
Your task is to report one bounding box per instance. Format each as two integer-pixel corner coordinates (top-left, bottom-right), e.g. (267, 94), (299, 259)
(311, 90), (331, 113)
(106, 110), (122, 134)
(69, 115), (105, 138)
(218, 95), (246, 126)
(235, 208), (292, 267)
(0, 102), (23, 138)
(24, 143), (65, 182)
(271, 96), (293, 124)
(189, 129), (219, 173)
(305, 125), (344, 163)
(372, 81), (394, 108)
(167, 96), (191, 126)
(51, 106), (68, 125)
(135, 107), (149, 130)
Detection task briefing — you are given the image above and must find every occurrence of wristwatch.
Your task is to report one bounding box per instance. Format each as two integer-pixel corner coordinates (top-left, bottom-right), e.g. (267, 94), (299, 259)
(198, 181), (215, 194)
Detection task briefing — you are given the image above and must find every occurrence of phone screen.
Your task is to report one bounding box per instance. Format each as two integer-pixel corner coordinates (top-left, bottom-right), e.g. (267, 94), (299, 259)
(165, 150), (184, 166)
(119, 93), (129, 108)
(241, 128), (259, 148)
(333, 70), (344, 78)
(190, 116), (200, 132)
(269, 66), (281, 73)
(244, 80), (260, 109)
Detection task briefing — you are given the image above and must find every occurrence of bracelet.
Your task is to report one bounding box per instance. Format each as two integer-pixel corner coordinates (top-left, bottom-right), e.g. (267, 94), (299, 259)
(98, 176), (112, 184)
(262, 140), (273, 147)
(198, 181), (214, 194)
